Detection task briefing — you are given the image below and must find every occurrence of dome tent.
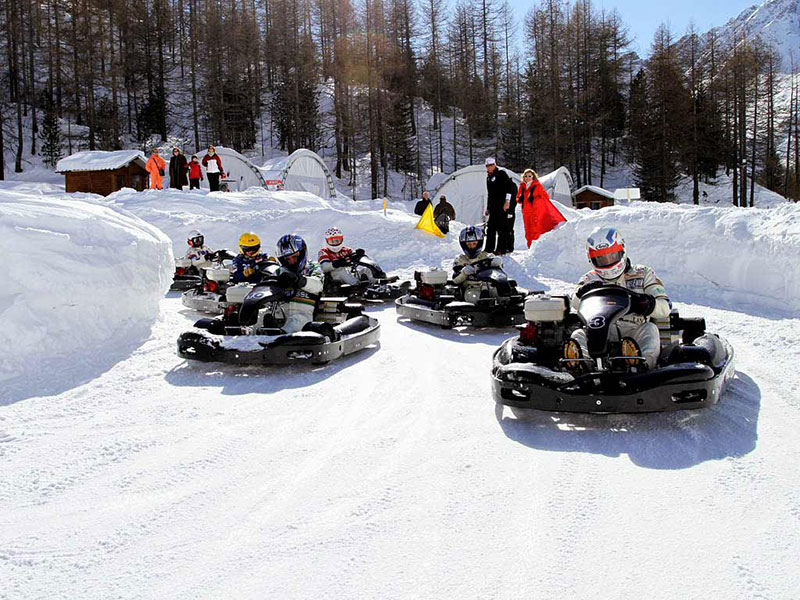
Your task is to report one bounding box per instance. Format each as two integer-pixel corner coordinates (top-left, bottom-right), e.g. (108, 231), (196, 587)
(261, 149), (336, 198)
(430, 165), (522, 227)
(195, 146), (267, 191)
(430, 164), (574, 226)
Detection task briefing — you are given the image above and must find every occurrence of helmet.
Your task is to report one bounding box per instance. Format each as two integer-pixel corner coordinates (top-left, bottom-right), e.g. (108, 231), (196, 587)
(238, 232), (261, 255)
(587, 227), (627, 280)
(324, 226), (344, 252)
(188, 229), (204, 248)
(276, 234), (308, 272)
(459, 226), (484, 259)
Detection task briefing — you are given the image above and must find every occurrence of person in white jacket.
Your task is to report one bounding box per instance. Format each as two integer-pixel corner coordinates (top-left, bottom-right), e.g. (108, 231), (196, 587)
(567, 227), (671, 370)
(274, 234), (324, 334)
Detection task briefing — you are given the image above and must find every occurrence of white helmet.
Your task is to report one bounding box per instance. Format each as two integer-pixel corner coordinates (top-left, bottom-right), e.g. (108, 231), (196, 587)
(187, 229), (204, 248)
(587, 227), (627, 280)
(324, 226), (344, 252)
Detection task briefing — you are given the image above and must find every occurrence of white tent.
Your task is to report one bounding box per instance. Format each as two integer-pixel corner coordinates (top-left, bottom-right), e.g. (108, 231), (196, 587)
(537, 166), (574, 207)
(195, 146), (267, 191)
(431, 165), (575, 226)
(430, 165), (522, 226)
(260, 149), (336, 198)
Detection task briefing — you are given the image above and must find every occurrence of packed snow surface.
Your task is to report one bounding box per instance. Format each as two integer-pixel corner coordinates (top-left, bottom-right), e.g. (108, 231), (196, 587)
(0, 182), (173, 398)
(2, 184), (800, 599)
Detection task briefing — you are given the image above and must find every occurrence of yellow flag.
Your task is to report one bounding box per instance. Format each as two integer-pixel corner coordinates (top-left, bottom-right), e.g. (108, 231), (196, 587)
(415, 204), (445, 238)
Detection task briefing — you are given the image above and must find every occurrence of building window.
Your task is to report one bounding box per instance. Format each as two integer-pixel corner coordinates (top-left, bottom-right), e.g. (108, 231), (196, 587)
(591, 202), (600, 210)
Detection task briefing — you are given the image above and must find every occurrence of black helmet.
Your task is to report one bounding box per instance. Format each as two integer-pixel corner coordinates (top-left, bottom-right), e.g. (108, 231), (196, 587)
(459, 226), (484, 259)
(276, 234), (308, 273)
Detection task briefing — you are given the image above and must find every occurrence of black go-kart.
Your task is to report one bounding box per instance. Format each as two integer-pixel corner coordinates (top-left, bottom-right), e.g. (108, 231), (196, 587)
(171, 259), (203, 291)
(491, 285), (735, 413)
(322, 253), (410, 302)
(395, 258), (528, 328)
(177, 279), (380, 366)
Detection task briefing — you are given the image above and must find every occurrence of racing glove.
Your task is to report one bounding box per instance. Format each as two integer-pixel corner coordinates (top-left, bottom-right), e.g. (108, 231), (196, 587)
(629, 292), (657, 316)
(490, 257), (502, 268)
(242, 266), (255, 278)
(276, 269), (299, 289)
(461, 264), (477, 276)
(353, 248), (366, 259)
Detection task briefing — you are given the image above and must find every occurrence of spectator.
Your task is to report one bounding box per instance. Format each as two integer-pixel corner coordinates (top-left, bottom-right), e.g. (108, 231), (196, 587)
(169, 147), (189, 190)
(433, 195), (456, 234)
(202, 146), (225, 192)
(187, 155), (203, 190)
(145, 148), (166, 190)
(414, 190), (432, 216)
(483, 157), (517, 254)
(516, 169), (566, 247)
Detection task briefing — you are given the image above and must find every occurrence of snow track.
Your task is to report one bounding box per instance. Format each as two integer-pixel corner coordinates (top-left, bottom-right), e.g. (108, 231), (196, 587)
(2, 291), (799, 599)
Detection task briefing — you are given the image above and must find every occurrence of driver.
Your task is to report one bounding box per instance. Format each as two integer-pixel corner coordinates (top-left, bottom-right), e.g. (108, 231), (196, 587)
(452, 225), (502, 286)
(184, 229), (214, 266)
(318, 226), (371, 285)
(274, 234), (324, 333)
(567, 227), (670, 370)
(231, 232), (273, 283)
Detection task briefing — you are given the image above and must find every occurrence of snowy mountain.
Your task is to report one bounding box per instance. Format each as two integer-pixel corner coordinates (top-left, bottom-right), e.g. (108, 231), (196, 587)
(701, 0), (800, 71)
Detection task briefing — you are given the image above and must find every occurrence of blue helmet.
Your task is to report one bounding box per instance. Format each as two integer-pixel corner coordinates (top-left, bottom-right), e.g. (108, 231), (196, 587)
(276, 234), (308, 272)
(459, 225), (484, 258)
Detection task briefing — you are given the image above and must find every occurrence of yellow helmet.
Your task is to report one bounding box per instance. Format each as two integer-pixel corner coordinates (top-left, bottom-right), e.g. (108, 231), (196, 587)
(238, 232), (261, 254)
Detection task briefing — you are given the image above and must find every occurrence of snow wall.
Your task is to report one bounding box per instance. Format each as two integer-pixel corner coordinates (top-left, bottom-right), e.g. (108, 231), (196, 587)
(0, 184), (173, 399)
(529, 202), (800, 315)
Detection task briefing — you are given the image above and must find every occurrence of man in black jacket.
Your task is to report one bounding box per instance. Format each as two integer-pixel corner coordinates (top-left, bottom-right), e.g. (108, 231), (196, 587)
(414, 191), (432, 216)
(484, 157), (517, 254)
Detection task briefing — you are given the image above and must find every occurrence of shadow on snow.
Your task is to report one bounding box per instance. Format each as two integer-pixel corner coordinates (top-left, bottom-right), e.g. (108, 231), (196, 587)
(495, 371), (760, 470)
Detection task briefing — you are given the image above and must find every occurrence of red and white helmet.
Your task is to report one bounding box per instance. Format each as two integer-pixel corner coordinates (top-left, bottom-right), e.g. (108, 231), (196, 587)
(587, 227), (627, 280)
(187, 229), (204, 248)
(324, 226), (344, 251)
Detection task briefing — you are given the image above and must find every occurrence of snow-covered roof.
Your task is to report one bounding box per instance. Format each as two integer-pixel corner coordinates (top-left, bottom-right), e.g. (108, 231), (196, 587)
(573, 185), (615, 200)
(56, 150), (146, 173)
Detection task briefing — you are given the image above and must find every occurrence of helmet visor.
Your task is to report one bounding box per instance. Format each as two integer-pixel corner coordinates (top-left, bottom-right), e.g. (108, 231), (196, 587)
(190, 235), (204, 248)
(465, 240), (480, 251)
(591, 250), (624, 268)
(241, 244), (260, 255)
(326, 236), (343, 247)
(282, 250), (301, 265)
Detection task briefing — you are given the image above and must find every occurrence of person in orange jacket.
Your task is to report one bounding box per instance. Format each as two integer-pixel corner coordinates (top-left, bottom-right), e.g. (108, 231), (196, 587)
(146, 148), (167, 190)
(516, 168), (566, 248)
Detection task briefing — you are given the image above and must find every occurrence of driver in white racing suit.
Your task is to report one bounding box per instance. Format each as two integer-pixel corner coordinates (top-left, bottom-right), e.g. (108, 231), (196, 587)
(184, 229), (214, 266)
(568, 227), (670, 370)
(452, 225), (503, 286)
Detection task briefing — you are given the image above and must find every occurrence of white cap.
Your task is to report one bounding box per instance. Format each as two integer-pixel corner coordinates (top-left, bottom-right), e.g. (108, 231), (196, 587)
(485, 157), (496, 166)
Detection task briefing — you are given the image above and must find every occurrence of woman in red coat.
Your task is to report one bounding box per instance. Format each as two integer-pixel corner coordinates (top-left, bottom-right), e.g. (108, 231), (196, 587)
(516, 169), (566, 248)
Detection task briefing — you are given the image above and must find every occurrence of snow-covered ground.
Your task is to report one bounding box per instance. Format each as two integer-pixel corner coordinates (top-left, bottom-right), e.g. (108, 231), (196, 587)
(2, 184), (800, 599)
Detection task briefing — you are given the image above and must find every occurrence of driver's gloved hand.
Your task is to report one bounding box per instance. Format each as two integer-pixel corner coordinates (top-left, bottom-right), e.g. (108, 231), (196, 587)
(575, 280), (604, 298)
(629, 291), (656, 316)
(276, 268), (299, 289)
(332, 258), (349, 268)
(353, 248), (366, 259)
(461, 264), (477, 276)
(490, 257), (502, 268)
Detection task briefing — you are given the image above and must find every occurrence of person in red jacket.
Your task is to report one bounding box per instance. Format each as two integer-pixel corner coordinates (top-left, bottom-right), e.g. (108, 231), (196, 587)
(516, 169), (566, 247)
(201, 146), (225, 192)
(187, 155), (204, 190)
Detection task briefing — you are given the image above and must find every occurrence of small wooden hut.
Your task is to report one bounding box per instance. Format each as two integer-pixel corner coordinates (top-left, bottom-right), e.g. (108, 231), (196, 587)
(56, 150), (148, 195)
(573, 185), (615, 210)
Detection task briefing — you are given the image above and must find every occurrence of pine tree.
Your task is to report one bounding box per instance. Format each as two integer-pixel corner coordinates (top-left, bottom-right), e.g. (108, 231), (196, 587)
(40, 106), (63, 168)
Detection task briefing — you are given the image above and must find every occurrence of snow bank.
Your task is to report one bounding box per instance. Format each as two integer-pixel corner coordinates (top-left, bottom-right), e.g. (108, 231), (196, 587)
(0, 183), (173, 396)
(528, 201), (800, 314)
(107, 187), (467, 277)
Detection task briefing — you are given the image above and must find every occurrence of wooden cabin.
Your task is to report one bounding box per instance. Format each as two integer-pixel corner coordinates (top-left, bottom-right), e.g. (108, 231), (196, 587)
(56, 150), (148, 196)
(573, 185), (615, 210)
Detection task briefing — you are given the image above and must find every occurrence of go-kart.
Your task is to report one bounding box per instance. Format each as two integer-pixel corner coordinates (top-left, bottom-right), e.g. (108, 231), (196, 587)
(395, 258), (528, 328)
(491, 285), (735, 413)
